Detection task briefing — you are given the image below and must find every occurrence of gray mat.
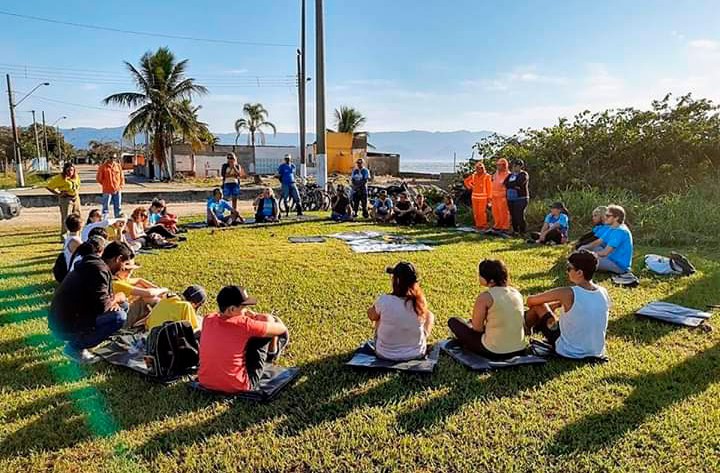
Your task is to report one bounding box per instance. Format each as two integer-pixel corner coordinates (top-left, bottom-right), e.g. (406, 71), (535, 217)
(188, 366), (300, 402)
(636, 301), (712, 327)
(345, 341), (440, 373)
(288, 236), (327, 243)
(439, 339), (547, 371)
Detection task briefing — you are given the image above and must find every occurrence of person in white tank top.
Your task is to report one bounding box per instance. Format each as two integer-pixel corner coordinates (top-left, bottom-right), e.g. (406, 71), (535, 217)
(525, 250), (611, 359)
(63, 213), (83, 269)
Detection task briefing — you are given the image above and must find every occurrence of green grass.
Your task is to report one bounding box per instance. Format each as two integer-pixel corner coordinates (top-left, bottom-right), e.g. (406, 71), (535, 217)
(0, 172), (49, 189)
(1, 217), (719, 472)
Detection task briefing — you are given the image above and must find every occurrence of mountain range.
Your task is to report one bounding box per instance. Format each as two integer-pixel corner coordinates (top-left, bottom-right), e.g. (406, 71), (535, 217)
(60, 127), (495, 162)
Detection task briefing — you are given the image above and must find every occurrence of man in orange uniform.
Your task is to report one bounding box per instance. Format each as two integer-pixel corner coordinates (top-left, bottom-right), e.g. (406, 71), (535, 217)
(96, 155), (125, 218)
(463, 162), (492, 229)
(491, 158), (511, 232)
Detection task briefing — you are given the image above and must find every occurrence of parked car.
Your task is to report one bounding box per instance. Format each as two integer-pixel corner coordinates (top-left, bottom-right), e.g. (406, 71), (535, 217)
(0, 190), (21, 220)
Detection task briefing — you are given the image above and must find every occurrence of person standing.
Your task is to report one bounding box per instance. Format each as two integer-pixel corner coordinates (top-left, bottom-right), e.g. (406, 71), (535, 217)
(463, 162), (492, 230)
(491, 158), (511, 232)
(504, 159), (530, 235)
(96, 155), (125, 218)
(350, 158), (370, 218)
(221, 153), (244, 211)
(46, 162), (82, 238)
(277, 154), (303, 216)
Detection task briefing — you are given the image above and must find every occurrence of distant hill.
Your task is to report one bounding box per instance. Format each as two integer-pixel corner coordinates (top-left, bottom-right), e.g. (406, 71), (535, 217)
(61, 127), (495, 162)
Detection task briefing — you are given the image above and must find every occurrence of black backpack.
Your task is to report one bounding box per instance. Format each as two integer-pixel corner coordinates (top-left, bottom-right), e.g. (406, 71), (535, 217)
(52, 252), (68, 283)
(144, 321), (199, 381)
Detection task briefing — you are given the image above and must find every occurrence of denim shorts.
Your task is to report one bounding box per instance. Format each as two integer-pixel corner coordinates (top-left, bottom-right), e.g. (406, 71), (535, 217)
(223, 183), (240, 198)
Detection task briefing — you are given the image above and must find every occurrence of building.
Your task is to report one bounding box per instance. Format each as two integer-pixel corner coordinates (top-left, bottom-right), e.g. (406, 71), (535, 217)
(171, 144), (299, 177)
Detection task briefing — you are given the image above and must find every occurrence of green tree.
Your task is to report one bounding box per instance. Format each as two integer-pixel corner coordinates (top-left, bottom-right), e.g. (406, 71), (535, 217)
(87, 140), (121, 164)
(234, 103), (276, 146)
(174, 100), (217, 153)
(334, 106), (366, 133)
(103, 47), (208, 178)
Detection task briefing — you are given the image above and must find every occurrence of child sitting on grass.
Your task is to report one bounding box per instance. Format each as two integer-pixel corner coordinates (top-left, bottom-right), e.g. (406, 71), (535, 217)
(524, 250), (610, 359)
(529, 202), (569, 245)
(371, 190), (394, 223)
(145, 285), (207, 332)
(198, 286), (289, 393)
(330, 184), (353, 222)
(435, 196), (457, 227)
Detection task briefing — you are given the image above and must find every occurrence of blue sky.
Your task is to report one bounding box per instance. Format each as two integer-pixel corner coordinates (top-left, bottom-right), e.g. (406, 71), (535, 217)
(1, 0), (719, 134)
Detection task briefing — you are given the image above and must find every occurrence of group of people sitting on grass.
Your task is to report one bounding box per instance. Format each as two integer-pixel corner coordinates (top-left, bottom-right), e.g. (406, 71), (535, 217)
(206, 186), (285, 227)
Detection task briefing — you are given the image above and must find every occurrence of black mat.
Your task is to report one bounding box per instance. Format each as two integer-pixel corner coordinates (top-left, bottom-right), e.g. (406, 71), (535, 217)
(345, 341), (440, 373)
(188, 366), (300, 402)
(483, 229), (512, 239)
(439, 339), (547, 371)
(288, 236), (327, 243)
(636, 301), (712, 327)
(528, 339), (610, 363)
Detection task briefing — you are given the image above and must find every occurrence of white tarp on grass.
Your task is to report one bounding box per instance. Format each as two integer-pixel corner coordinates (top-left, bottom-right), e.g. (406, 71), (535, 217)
(328, 231), (434, 254)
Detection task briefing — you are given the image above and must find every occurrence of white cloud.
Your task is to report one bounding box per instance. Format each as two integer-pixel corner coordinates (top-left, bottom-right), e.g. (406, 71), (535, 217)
(464, 66), (568, 92)
(224, 69), (249, 75)
(689, 39), (719, 50)
(81, 83), (99, 91)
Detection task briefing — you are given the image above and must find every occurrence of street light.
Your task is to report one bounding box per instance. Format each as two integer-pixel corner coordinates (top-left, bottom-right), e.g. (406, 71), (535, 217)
(53, 116), (68, 164)
(5, 76), (50, 186)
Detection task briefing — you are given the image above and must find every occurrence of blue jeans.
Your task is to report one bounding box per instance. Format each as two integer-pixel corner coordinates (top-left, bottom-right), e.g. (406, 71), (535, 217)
(281, 183), (302, 212)
(66, 309), (127, 351)
(102, 192), (122, 218)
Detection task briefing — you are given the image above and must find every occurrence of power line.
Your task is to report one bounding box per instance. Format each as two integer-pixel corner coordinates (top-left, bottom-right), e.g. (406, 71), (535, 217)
(11, 91), (129, 113)
(2, 71), (298, 87)
(0, 9), (296, 47)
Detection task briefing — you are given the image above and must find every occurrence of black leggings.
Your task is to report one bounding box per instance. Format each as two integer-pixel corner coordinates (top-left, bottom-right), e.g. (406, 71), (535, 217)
(146, 224), (175, 239)
(352, 189), (368, 217)
(509, 199), (528, 234)
(447, 317), (527, 360)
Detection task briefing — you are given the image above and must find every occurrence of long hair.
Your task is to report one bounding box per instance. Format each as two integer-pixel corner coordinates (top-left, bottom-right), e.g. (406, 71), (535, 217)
(392, 276), (429, 321)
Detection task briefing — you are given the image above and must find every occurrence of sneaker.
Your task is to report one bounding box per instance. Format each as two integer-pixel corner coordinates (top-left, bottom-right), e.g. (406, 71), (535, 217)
(63, 344), (100, 364)
(175, 236), (187, 242)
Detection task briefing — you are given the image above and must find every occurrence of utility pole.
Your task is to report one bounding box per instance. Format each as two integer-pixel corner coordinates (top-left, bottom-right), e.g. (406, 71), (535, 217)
(6, 74), (23, 185)
(298, 0), (307, 180)
(57, 125), (63, 163)
(41, 111), (49, 159)
(315, 0), (327, 189)
(31, 110), (41, 159)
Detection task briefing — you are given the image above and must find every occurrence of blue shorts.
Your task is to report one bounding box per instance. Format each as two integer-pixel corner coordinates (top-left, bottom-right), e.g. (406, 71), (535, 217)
(223, 183), (240, 198)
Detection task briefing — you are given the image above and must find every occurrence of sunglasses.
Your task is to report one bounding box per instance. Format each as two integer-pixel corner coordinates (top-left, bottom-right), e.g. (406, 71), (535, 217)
(605, 213), (615, 218)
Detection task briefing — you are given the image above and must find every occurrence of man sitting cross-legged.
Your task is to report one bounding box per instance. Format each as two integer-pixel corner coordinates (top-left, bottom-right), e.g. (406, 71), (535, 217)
(207, 188), (243, 227)
(524, 250), (610, 359)
(198, 286), (289, 393)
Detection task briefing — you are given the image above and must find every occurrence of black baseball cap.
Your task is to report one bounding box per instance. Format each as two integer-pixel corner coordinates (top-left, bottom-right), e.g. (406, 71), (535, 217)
(511, 159), (525, 168)
(385, 262), (419, 283)
(182, 285), (207, 305)
(217, 285), (257, 311)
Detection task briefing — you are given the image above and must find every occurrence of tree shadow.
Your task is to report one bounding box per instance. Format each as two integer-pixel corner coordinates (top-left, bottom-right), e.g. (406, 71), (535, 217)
(548, 341), (720, 455)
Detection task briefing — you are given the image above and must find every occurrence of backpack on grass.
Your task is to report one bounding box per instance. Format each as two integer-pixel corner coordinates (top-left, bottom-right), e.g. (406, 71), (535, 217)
(52, 252), (68, 283)
(144, 321), (199, 381)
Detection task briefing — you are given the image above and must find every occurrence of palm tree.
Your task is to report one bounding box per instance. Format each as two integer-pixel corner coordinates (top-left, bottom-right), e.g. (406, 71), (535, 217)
(174, 100), (216, 153)
(234, 103), (277, 146)
(334, 106), (367, 133)
(103, 47), (207, 178)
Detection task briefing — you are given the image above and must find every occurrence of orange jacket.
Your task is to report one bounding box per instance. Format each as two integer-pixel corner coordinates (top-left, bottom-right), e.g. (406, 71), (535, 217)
(96, 161), (125, 193)
(464, 172), (492, 199)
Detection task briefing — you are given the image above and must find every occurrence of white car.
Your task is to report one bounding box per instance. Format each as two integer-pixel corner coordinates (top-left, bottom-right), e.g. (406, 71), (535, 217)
(0, 190), (21, 220)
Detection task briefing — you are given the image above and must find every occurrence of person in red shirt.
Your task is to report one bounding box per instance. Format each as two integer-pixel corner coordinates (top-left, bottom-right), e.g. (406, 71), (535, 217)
(198, 286), (289, 393)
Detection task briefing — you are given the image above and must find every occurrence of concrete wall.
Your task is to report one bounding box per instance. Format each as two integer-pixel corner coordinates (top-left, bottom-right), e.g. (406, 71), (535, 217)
(366, 154), (400, 177)
(254, 145), (299, 174)
(172, 144), (302, 176)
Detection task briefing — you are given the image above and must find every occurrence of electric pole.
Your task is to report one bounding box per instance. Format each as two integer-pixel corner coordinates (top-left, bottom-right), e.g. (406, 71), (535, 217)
(42, 111), (49, 159)
(6, 74), (23, 185)
(315, 0), (327, 189)
(298, 0), (307, 180)
(31, 110), (41, 159)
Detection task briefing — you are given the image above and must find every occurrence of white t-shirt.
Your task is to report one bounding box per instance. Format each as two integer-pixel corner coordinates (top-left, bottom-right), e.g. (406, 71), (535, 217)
(374, 294), (429, 361)
(557, 285), (610, 358)
(63, 235), (82, 269)
(82, 220), (109, 241)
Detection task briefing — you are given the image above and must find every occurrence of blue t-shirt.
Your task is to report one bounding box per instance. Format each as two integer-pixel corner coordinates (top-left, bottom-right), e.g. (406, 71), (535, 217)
(374, 197), (393, 213)
(602, 224), (634, 272)
(207, 197), (233, 219)
(544, 213), (569, 237)
(351, 168), (370, 190)
(148, 212), (161, 226)
(593, 224), (610, 241)
(261, 198), (274, 217)
(277, 163), (296, 185)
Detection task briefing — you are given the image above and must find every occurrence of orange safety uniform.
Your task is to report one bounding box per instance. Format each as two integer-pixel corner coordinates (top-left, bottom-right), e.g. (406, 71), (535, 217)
(491, 158), (511, 231)
(464, 163), (492, 229)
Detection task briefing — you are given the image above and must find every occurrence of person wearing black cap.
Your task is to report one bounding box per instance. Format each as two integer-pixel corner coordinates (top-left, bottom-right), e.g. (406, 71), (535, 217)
(529, 202), (569, 245)
(503, 159), (530, 235)
(145, 285), (208, 332)
(367, 262), (435, 361)
(198, 285), (289, 393)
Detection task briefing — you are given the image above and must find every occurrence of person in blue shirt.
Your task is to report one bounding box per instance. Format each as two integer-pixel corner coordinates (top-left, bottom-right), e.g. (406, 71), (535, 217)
(529, 202), (569, 245)
(371, 189), (394, 223)
(254, 187), (280, 223)
(580, 205), (633, 273)
(575, 206), (609, 249)
(277, 154), (303, 216)
(435, 196), (457, 227)
(207, 188), (242, 227)
(350, 159), (371, 218)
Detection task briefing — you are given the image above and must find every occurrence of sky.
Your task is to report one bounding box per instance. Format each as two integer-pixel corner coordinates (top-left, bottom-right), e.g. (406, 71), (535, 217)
(1, 0), (719, 135)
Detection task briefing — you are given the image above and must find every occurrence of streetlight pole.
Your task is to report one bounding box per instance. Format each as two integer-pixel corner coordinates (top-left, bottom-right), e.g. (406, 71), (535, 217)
(298, 0), (307, 180)
(315, 0), (327, 189)
(31, 110), (41, 159)
(52, 116), (68, 164)
(4, 76), (49, 185)
(42, 111), (49, 160)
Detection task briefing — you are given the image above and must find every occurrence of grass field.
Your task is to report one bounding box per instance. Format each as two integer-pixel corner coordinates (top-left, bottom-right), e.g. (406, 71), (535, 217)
(1, 217), (719, 472)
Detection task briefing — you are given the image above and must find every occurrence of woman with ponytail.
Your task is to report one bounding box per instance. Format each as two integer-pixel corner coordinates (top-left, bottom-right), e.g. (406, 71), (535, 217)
(367, 262), (435, 361)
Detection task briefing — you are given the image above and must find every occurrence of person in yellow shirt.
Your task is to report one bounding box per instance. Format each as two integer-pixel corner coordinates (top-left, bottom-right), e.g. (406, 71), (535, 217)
(46, 162), (82, 238)
(112, 260), (168, 328)
(146, 285), (207, 332)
